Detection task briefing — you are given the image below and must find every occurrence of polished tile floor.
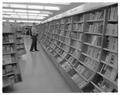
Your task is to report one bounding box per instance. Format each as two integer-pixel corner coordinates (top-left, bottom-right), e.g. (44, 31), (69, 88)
(3, 36), (71, 93)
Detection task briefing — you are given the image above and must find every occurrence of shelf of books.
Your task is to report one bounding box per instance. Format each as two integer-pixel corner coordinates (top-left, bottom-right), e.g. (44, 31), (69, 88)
(15, 25), (26, 56)
(3, 22), (22, 88)
(39, 4), (118, 92)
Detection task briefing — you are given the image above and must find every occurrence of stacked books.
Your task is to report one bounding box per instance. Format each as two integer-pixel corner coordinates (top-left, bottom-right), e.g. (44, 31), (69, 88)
(87, 10), (104, 20)
(105, 52), (117, 67)
(106, 24), (118, 36)
(73, 24), (83, 31)
(3, 45), (14, 53)
(86, 46), (101, 59)
(84, 57), (99, 71)
(108, 6), (118, 20)
(106, 37), (118, 51)
(101, 65), (117, 81)
(88, 23), (103, 33)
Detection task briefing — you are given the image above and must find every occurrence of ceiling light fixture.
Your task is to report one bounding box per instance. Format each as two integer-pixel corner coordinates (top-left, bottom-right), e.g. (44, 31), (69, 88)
(17, 20), (41, 23)
(10, 4), (27, 8)
(44, 6), (60, 10)
(9, 20), (15, 22)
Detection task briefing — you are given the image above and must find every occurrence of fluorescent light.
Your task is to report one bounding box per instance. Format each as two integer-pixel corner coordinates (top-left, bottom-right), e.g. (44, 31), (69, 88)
(28, 5), (44, 9)
(5, 15), (45, 19)
(3, 15), (11, 18)
(3, 9), (14, 12)
(3, 12), (17, 15)
(50, 2), (71, 5)
(3, 10), (52, 14)
(28, 16), (45, 19)
(3, 4), (9, 7)
(4, 9), (40, 13)
(16, 13), (49, 16)
(15, 10), (27, 12)
(9, 20), (15, 22)
(37, 14), (49, 16)
(3, 20), (6, 22)
(28, 5), (60, 11)
(17, 20), (41, 23)
(27, 10), (40, 13)
(10, 4), (27, 8)
(44, 6), (60, 10)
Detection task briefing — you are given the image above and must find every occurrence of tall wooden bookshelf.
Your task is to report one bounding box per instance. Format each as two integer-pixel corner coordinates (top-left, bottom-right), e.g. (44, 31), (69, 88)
(3, 22), (22, 88)
(39, 4), (118, 92)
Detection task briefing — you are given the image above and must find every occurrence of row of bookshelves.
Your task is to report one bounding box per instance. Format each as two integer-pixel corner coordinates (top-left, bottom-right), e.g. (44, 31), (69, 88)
(3, 22), (23, 88)
(39, 4), (118, 92)
(41, 35), (117, 92)
(45, 32), (117, 71)
(45, 29), (118, 53)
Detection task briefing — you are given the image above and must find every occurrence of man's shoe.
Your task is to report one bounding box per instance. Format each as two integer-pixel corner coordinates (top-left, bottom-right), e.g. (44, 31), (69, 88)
(35, 50), (39, 51)
(30, 50), (34, 52)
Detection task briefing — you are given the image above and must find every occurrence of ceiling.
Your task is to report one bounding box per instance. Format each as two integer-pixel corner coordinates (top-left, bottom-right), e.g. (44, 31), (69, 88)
(2, 2), (84, 24)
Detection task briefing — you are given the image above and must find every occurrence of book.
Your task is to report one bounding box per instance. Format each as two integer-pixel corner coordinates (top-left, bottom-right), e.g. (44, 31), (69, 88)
(106, 24), (118, 36)
(68, 56), (75, 63)
(61, 62), (72, 72)
(73, 50), (80, 59)
(72, 73), (81, 83)
(108, 6), (118, 20)
(81, 68), (93, 79)
(3, 22), (13, 33)
(5, 65), (13, 73)
(76, 65), (85, 74)
(73, 14), (83, 22)
(70, 31), (78, 39)
(3, 45), (14, 53)
(105, 52), (118, 67)
(3, 55), (12, 65)
(67, 69), (77, 77)
(73, 23), (83, 31)
(99, 79), (113, 92)
(86, 46), (101, 59)
(69, 47), (75, 54)
(78, 33), (83, 41)
(87, 10), (104, 20)
(87, 23), (103, 33)
(101, 65), (117, 81)
(106, 37), (117, 51)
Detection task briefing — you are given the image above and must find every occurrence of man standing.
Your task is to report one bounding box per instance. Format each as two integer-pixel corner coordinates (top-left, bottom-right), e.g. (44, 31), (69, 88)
(30, 25), (39, 52)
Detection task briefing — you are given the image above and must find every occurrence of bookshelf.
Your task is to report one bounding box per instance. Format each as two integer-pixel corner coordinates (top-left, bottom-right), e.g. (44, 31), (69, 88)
(38, 4), (118, 92)
(3, 22), (22, 88)
(15, 25), (26, 56)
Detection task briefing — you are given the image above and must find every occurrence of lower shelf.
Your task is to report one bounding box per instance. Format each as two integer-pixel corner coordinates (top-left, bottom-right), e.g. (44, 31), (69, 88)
(40, 43), (82, 92)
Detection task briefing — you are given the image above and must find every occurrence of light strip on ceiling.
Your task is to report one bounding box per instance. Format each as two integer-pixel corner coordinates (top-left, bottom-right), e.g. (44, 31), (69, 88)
(3, 12), (17, 15)
(3, 10), (52, 14)
(18, 13), (49, 16)
(3, 15), (45, 19)
(3, 1), (71, 4)
(9, 20), (15, 22)
(3, 4), (60, 11)
(28, 5), (44, 9)
(10, 4), (27, 8)
(3, 19), (6, 22)
(44, 6), (60, 10)
(17, 20), (41, 23)
(3, 15), (11, 18)
(3, 13), (49, 17)
(3, 4), (9, 7)
(27, 5), (60, 11)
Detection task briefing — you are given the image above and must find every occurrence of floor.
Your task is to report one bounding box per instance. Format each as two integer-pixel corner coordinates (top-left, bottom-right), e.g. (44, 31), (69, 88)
(3, 36), (71, 93)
